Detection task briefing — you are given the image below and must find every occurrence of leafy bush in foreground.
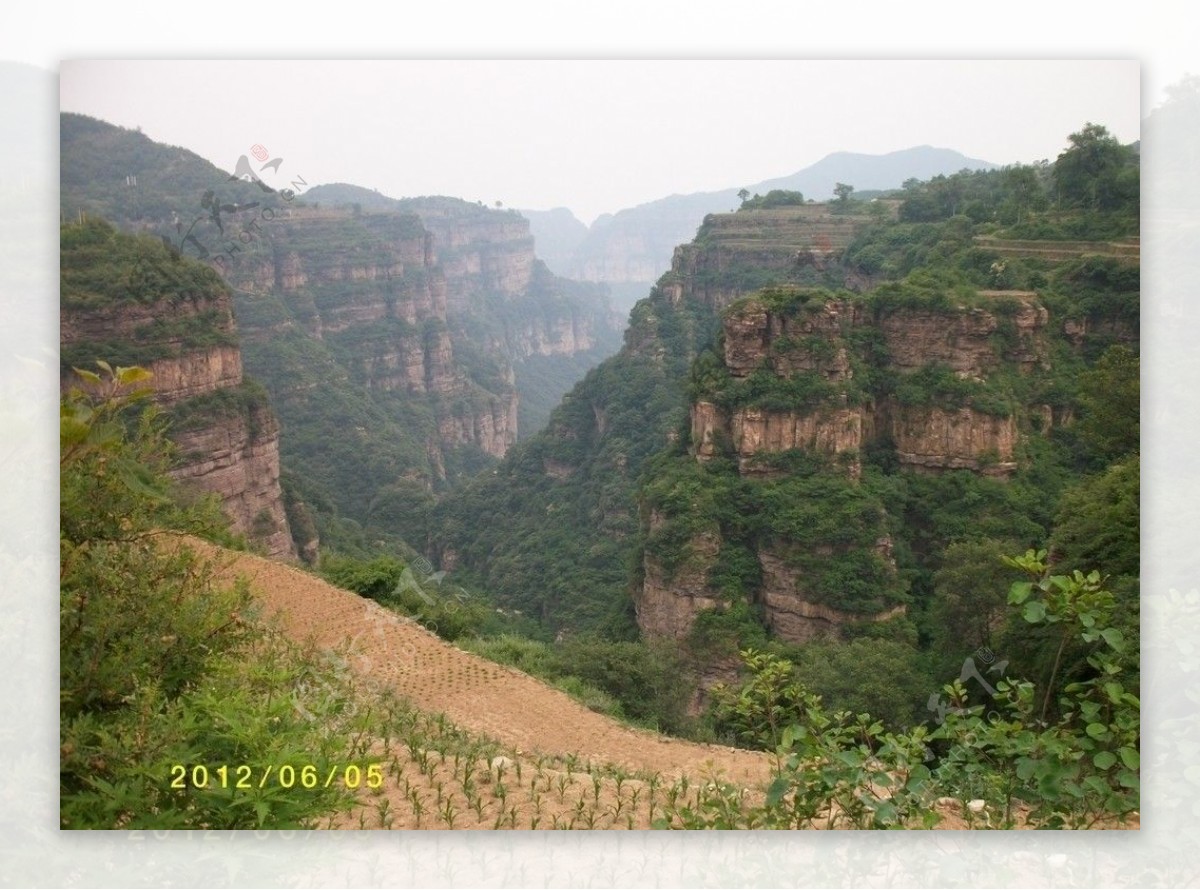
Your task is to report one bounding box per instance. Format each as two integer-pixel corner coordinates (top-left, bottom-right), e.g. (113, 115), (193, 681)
(678, 549), (1138, 829)
(60, 366), (364, 828)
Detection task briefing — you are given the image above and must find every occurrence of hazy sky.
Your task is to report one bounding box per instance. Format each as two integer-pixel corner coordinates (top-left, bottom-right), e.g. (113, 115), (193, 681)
(60, 60), (1141, 225)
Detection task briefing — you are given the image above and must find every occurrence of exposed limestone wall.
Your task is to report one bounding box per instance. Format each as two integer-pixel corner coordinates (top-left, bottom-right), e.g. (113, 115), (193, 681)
(635, 514), (724, 640)
(224, 213), (519, 463)
(144, 346), (243, 402)
(413, 208), (536, 311)
(640, 290), (1053, 642)
(436, 392), (519, 460)
(693, 293), (1045, 476)
(171, 406), (295, 559)
(890, 405), (1018, 476)
(61, 287), (297, 561)
(758, 548), (905, 643)
(878, 296), (1047, 378)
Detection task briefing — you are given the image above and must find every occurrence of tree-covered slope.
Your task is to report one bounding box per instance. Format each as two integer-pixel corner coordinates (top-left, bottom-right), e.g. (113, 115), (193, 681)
(432, 203), (878, 632)
(433, 124), (1139, 670)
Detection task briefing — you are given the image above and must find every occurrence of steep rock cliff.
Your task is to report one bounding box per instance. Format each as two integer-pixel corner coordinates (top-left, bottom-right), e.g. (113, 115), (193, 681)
(635, 511), (724, 639)
(638, 285), (1053, 643)
(888, 405), (1018, 476)
(690, 289), (1046, 478)
(220, 211), (520, 470)
(302, 189), (625, 443)
(398, 197), (535, 311)
(60, 221), (297, 560)
(170, 402), (295, 559)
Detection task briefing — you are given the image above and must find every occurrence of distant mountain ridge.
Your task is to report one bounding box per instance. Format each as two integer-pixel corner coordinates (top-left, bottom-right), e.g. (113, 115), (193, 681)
(519, 145), (997, 309)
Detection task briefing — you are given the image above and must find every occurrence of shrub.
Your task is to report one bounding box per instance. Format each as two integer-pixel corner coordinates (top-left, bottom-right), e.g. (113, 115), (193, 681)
(61, 366), (361, 828)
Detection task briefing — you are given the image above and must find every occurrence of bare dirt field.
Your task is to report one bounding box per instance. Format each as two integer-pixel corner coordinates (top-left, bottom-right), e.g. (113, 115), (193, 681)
(192, 539), (783, 829)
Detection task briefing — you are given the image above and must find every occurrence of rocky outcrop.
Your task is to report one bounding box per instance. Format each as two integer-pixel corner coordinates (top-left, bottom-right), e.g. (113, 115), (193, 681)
(400, 198), (536, 312)
(642, 287), (1054, 642)
(890, 405), (1018, 476)
(171, 404), (295, 559)
(733, 405), (871, 476)
(221, 211), (521, 467)
(691, 291), (1046, 478)
(758, 548), (905, 643)
(667, 206), (875, 314)
(692, 400), (870, 474)
(509, 313), (598, 357)
(635, 512), (724, 640)
(144, 346), (244, 402)
(1062, 314), (1138, 349)
(437, 393), (519, 459)
(879, 294), (1048, 378)
(60, 233), (297, 560)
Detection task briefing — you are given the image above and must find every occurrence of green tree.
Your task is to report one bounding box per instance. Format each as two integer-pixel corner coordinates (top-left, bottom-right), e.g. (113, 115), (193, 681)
(999, 165), (1048, 224)
(1053, 123), (1138, 212)
(1075, 344), (1139, 463)
(791, 638), (933, 730)
(928, 538), (1025, 659)
(833, 182), (855, 204)
(1051, 455), (1139, 584)
(710, 649), (811, 751)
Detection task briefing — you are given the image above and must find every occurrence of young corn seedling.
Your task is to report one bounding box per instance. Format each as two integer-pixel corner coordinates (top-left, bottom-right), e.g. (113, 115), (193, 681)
(375, 797), (394, 830)
(440, 799), (459, 830)
(410, 794), (425, 829)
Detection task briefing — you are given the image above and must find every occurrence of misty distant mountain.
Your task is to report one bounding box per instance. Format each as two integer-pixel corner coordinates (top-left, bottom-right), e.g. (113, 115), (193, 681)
(515, 207), (590, 276)
(750, 145), (997, 197)
(519, 145), (997, 308)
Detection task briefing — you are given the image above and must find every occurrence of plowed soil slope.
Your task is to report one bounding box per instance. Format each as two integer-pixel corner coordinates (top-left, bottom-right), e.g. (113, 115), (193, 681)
(195, 539), (770, 786)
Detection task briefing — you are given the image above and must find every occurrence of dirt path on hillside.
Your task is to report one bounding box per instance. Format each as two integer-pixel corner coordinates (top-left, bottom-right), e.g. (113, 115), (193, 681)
(194, 540), (772, 787)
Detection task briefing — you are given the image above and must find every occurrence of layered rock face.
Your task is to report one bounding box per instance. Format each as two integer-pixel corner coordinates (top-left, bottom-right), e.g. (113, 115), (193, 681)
(170, 404), (295, 559)
(406, 200), (536, 311)
(61, 294), (246, 402)
(509, 311), (598, 357)
(635, 512), (724, 640)
(223, 212), (520, 463)
(758, 548), (906, 643)
(60, 231), (297, 560)
(694, 291), (1047, 478)
(437, 395), (520, 457)
(878, 294), (1048, 378)
(663, 206), (875, 313)
(889, 405), (1018, 476)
